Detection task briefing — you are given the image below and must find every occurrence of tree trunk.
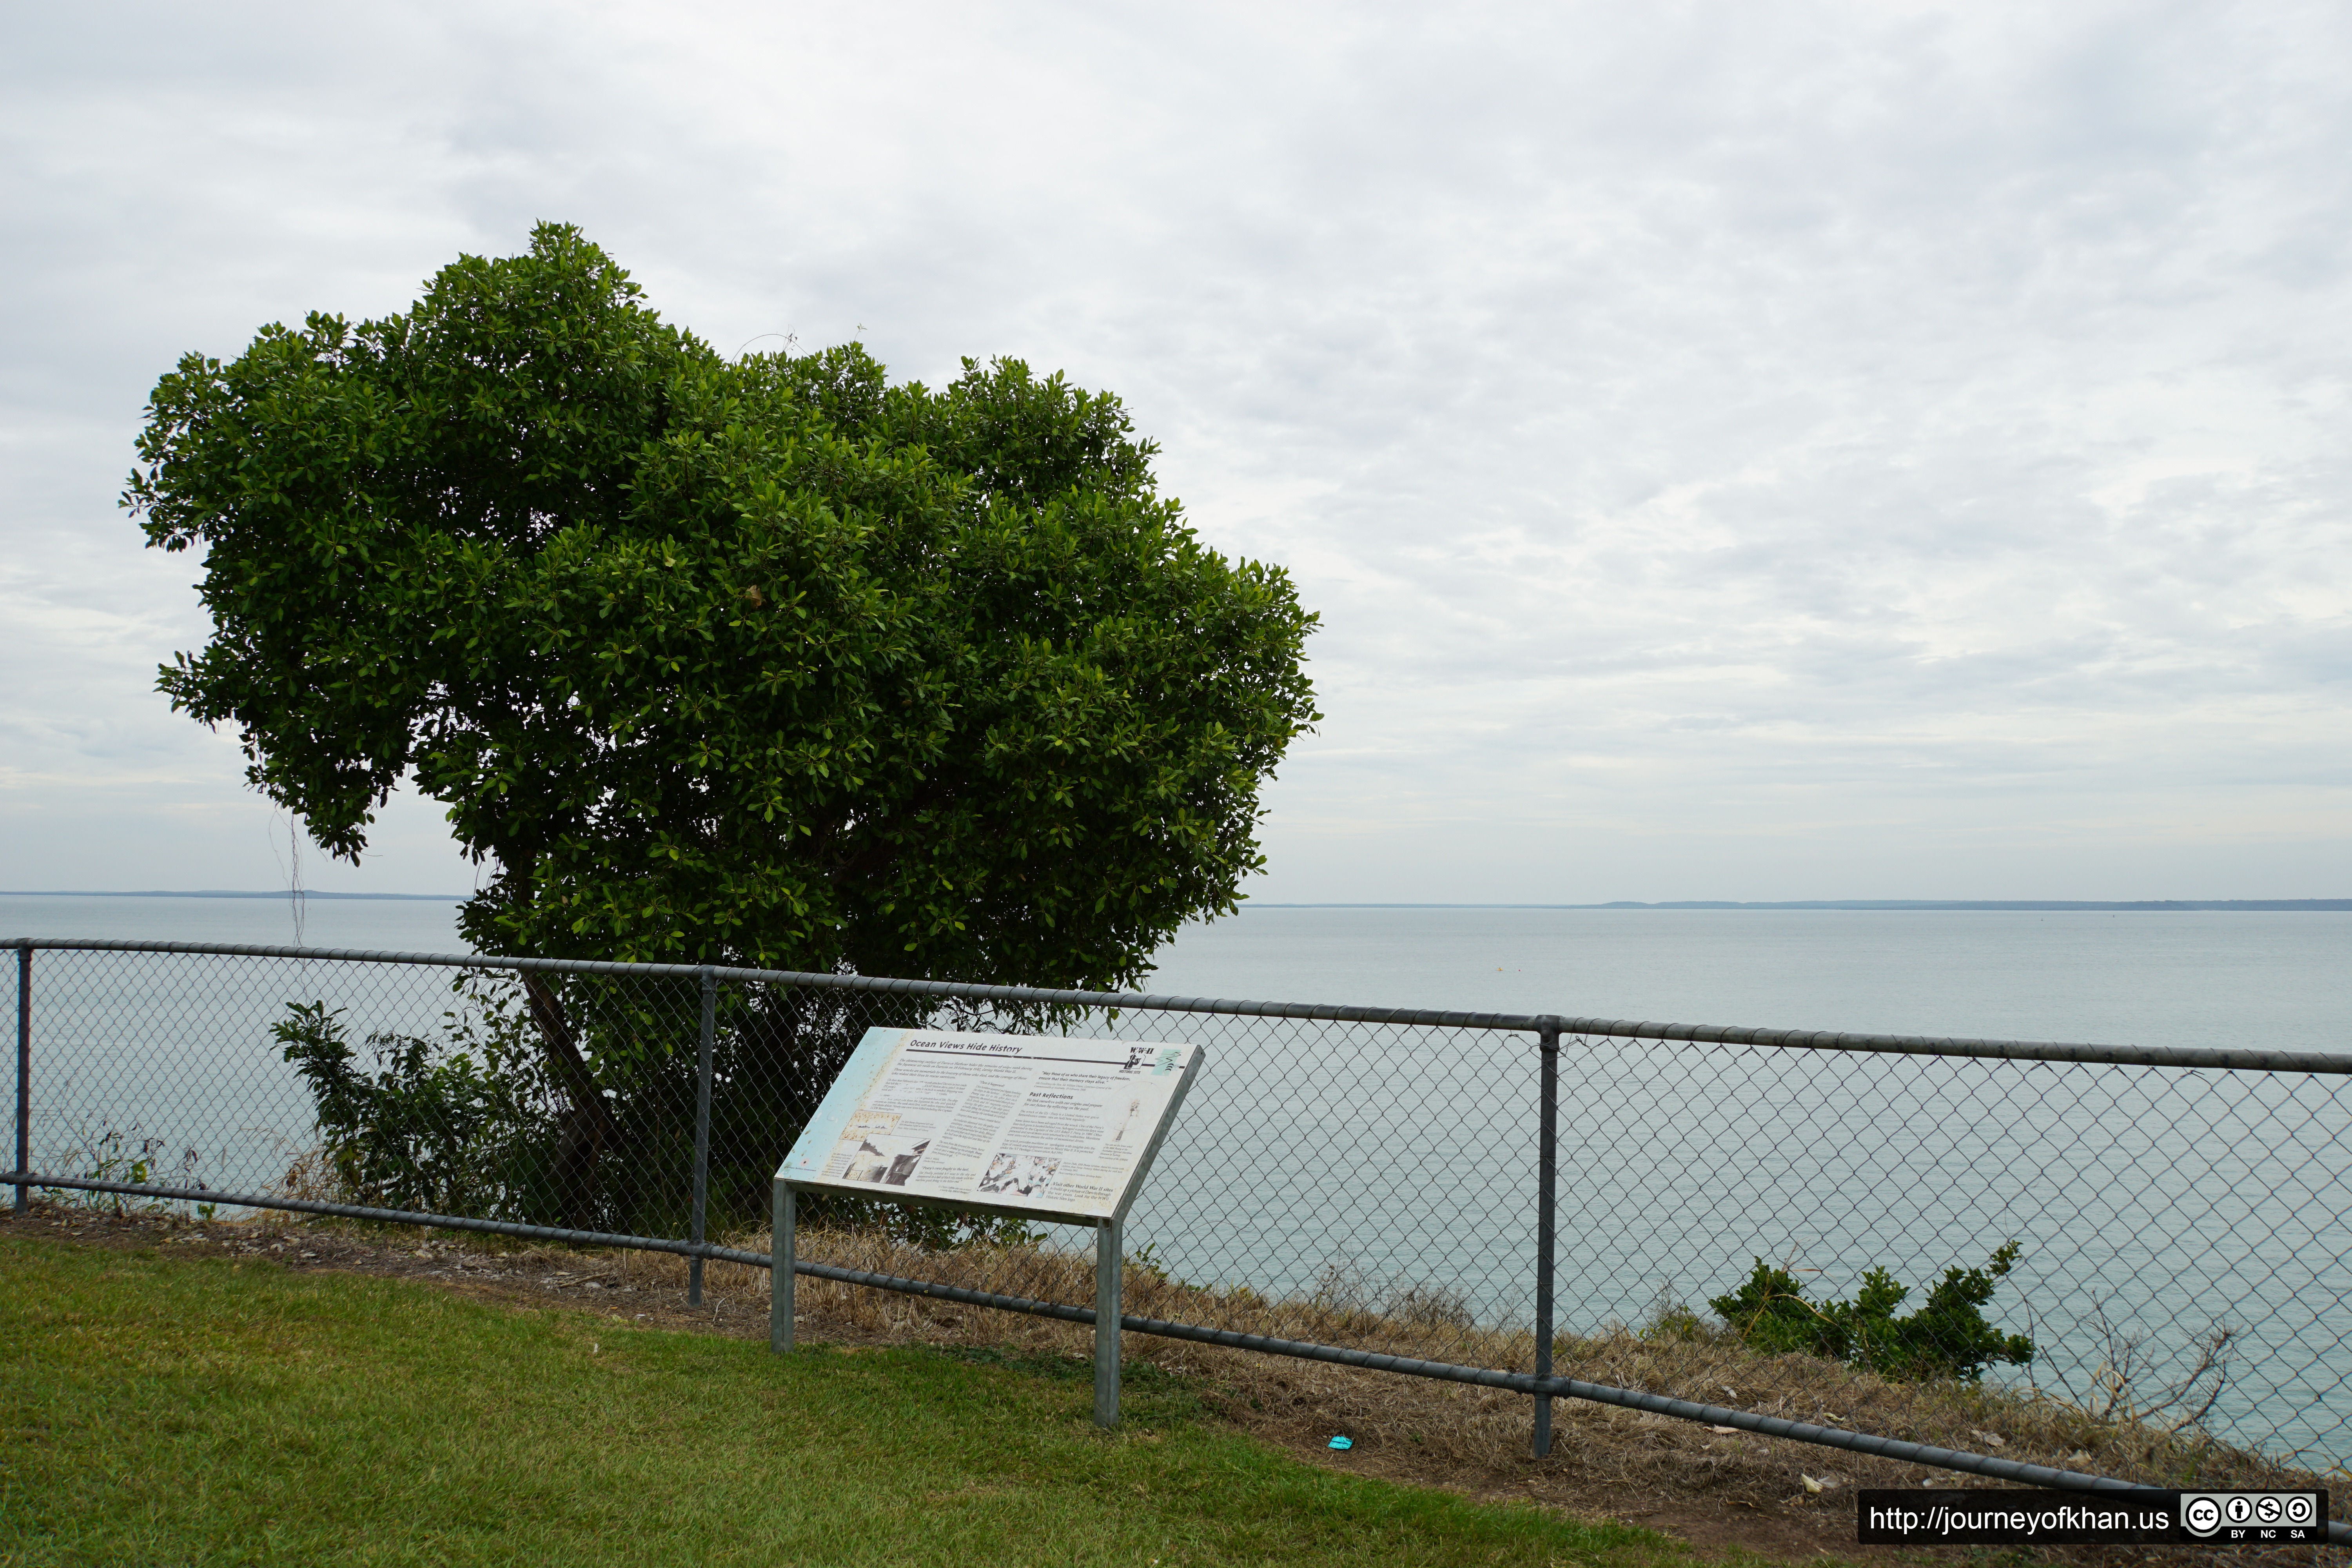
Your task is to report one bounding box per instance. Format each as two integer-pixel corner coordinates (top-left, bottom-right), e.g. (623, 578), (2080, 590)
(521, 971), (618, 1229)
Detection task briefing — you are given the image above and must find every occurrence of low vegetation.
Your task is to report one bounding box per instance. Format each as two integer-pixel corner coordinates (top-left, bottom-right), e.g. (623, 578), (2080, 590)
(1705, 1243), (2038, 1383)
(777, 1227), (2323, 1512)
(13, 1196), (2340, 1565)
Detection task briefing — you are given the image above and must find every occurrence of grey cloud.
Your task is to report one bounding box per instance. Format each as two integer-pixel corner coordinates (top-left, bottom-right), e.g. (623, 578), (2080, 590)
(2, 0), (2348, 899)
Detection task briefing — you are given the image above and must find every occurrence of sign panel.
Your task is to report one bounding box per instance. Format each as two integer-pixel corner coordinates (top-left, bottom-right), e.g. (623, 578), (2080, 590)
(777, 1029), (1203, 1225)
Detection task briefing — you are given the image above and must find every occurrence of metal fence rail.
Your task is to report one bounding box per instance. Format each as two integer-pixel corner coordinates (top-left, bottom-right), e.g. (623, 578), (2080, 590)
(8, 936), (2350, 1537)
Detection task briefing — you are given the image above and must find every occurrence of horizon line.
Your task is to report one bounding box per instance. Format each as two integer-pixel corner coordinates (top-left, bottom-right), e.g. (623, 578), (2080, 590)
(5, 891), (2349, 912)
(1245, 899), (2352, 911)
(0, 889), (466, 901)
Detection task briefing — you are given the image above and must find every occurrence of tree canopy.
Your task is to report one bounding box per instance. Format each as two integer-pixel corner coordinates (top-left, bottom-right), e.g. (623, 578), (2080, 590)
(127, 223), (1318, 992)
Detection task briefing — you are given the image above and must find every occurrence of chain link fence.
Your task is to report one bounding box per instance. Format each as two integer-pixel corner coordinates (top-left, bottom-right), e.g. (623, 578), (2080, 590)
(8, 938), (2350, 1526)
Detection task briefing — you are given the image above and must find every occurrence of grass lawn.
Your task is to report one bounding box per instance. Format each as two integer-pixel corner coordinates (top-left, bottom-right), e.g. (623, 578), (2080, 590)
(0, 1235), (1690, 1567)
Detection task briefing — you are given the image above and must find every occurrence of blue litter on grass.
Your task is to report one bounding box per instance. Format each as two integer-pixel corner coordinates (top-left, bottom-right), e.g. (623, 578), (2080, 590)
(1328, 1436), (1353, 1450)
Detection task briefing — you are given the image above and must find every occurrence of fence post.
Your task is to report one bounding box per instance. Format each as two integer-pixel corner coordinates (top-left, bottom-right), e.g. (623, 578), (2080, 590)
(1094, 1216), (1122, 1428)
(13, 943), (28, 1213)
(690, 967), (716, 1307)
(1534, 1018), (1559, 1457)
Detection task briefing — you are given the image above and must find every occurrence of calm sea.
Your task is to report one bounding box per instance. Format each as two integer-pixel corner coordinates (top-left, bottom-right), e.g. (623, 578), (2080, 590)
(0, 895), (468, 955)
(10, 896), (2345, 1047)
(8, 897), (2348, 1461)
(1148, 905), (2352, 1051)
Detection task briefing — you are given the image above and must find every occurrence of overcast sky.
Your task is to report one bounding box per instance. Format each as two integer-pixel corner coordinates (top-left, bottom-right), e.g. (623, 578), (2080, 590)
(4, 1), (2348, 901)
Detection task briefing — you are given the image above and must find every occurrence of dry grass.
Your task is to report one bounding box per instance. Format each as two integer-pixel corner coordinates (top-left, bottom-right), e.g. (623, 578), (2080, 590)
(724, 1227), (2335, 1514)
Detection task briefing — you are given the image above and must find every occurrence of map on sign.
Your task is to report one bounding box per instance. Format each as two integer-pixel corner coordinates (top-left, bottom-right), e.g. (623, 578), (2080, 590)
(778, 1029), (1205, 1225)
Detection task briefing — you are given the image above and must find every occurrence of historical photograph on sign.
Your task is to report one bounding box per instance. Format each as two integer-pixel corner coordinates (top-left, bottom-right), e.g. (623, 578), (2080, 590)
(829, 1109), (934, 1186)
(978, 1152), (1060, 1197)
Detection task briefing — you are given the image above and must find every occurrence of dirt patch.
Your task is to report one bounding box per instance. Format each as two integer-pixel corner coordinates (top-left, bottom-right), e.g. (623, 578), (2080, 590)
(4, 1200), (2333, 1568)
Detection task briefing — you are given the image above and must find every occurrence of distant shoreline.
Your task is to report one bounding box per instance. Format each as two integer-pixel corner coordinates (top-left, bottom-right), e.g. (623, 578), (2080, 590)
(1249, 899), (2352, 912)
(0, 890), (463, 902)
(7, 892), (2348, 912)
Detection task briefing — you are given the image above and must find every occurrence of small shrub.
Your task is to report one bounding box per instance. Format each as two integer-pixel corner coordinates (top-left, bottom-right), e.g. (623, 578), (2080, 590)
(1709, 1242), (2036, 1382)
(274, 995), (562, 1218)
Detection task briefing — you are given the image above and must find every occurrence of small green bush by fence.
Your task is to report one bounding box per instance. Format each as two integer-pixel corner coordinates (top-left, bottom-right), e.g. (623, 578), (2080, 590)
(1709, 1242), (2037, 1383)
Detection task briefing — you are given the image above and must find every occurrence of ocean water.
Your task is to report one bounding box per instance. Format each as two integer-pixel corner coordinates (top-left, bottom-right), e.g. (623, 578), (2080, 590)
(1148, 909), (2352, 1460)
(7, 897), (2349, 1462)
(1147, 906), (2352, 1051)
(0, 895), (466, 953)
(7, 897), (2346, 1051)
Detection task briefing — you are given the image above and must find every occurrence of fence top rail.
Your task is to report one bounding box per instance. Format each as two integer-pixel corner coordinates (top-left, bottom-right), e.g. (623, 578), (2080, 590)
(1, 935), (1558, 1032)
(8, 935), (2348, 1074)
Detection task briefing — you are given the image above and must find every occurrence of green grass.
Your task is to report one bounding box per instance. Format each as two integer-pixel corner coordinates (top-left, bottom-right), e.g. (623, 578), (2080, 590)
(0, 1237), (1681, 1567)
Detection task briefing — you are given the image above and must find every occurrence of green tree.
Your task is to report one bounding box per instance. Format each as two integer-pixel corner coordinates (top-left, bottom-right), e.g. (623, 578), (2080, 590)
(127, 224), (1318, 1221)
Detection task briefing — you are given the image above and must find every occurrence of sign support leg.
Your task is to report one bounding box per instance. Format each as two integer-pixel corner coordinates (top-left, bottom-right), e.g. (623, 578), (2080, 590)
(771, 1180), (795, 1353)
(1094, 1216), (1122, 1428)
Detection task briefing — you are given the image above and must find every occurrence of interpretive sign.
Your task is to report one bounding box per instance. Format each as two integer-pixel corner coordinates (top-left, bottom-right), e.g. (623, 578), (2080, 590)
(778, 1028), (1204, 1226)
